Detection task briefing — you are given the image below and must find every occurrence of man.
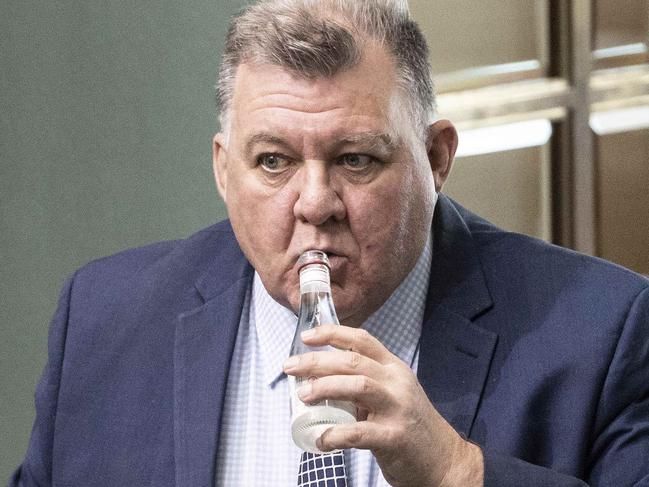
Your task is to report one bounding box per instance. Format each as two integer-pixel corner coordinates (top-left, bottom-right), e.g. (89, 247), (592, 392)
(10, 0), (649, 486)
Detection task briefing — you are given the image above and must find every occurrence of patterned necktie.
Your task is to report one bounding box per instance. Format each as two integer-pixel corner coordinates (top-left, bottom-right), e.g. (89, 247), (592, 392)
(297, 451), (348, 486)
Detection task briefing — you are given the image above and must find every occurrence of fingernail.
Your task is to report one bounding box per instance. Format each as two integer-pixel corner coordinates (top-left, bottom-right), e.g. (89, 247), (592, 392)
(297, 382), (312, 399)
(283, 355), (299, 371)
(315, 436), (324, 451)
(301, 329), (316, 340)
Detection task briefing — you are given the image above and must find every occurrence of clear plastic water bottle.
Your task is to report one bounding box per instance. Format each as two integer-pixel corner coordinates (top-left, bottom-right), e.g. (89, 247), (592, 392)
(288, 250), (357, 453)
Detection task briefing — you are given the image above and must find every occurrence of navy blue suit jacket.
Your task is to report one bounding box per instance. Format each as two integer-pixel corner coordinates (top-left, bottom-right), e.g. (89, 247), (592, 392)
(10, 195), (649, 486)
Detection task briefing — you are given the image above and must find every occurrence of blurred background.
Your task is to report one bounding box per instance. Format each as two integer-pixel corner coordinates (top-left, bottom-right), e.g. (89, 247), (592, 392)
(1, 0), (648, 479)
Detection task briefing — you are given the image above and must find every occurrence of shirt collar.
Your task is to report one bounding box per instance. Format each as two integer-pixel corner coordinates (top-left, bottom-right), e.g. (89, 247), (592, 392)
(253, 234), (432, 387)
(252, 272), (298, 387)
(361, 235), (432, 368)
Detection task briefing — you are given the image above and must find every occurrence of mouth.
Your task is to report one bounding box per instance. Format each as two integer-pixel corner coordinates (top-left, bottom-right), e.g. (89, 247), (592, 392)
(324, 253), (347, 274)
(294, 248), (347, 271)
(323, 250), (342, 259)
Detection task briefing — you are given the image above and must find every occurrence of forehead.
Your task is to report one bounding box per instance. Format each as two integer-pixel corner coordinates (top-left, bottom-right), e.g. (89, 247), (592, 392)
(227, 44), (407, 142)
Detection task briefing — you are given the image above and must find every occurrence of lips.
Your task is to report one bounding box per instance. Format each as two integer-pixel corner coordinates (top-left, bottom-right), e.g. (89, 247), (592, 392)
(325, 251), (343, 260)
(325, 254), (348, 276)
(292, 247), (347, 272)
(297, 246), (342, 259)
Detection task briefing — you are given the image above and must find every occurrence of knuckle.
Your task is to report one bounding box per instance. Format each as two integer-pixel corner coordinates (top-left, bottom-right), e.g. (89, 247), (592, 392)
(307, 377), (320, 394)
(306, 352), (319, 367)
(314, 378), (332, 398)
(320, 325), (333, 338)
(347, 351), (362, 369)
(384, 426), (402, 447)
(355, 375), (372, 395)
(344, 427), (364, 445)
(386, 361), (410, 381)
(350, 328), (369, 350)
(355, 327), (370, 342)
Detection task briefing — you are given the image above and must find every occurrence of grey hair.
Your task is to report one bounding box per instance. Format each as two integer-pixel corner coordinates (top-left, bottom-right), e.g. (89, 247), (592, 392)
(216, 0), (436, 137)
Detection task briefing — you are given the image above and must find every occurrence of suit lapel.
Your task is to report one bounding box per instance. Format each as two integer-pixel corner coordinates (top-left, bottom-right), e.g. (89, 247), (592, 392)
(173, 235), (252, 487)
(417, 196), (498, 437)
(418, 306), (498, 437)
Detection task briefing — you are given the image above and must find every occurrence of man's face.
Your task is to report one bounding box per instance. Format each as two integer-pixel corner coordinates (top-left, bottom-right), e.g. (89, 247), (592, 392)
(213, 43), (453, 327)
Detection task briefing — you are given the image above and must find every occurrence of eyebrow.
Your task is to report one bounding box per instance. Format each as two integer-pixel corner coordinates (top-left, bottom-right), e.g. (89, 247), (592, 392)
(244, 133), (293, 159)
(243, 131), (399, 159)
(336, 132), (399, 153)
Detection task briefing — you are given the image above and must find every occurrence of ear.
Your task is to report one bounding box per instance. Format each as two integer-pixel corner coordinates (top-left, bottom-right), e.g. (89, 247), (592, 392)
(212, 133), (228, 202)
(426, 119), (458, 192)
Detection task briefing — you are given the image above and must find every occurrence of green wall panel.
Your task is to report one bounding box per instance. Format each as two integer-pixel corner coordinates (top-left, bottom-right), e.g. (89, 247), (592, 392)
(1, 1), (246, 479)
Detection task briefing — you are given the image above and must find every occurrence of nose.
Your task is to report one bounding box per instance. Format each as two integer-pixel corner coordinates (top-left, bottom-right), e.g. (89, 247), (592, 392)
(293, 162), (346, 226)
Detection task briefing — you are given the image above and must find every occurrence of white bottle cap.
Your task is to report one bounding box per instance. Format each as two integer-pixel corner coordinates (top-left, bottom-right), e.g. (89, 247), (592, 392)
(298, 250), (331, 294)
(299, 264), (330, 293)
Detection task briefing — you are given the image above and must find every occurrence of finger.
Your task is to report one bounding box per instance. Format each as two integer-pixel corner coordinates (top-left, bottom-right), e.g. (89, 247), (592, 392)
(283, 349), (385, 381)
(300, 325), (394, 364)
(316, 421), (392, 452)
(297, 374), (393, 412)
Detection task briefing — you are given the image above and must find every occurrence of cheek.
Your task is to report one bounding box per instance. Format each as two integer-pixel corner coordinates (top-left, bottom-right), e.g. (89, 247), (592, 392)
(344, 173), (413, 243)
(226, 172), (298, 253)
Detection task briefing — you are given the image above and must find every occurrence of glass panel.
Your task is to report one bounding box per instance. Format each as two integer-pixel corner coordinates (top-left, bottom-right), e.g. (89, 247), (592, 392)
(443, 140), (552, 241)
(596, 127), (649, 276)
(594, 0), (649, 67)
(594, 0), (649, 50)
(410, 0), (546, 83)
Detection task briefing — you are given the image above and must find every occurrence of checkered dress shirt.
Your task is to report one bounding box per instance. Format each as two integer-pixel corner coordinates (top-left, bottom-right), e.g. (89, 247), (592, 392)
(215, 236), (432, 486)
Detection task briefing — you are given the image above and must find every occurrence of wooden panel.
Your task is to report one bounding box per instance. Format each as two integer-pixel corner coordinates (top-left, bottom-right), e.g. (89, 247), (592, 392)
(596, 128), (649, 275)
(443, 144), (552, 241)
(594, 0), (649, 50)
(410, 0), (543, 75)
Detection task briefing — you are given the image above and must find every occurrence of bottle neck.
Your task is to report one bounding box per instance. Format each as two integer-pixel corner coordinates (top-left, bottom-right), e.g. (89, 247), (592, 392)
(299, 264), (331, 294)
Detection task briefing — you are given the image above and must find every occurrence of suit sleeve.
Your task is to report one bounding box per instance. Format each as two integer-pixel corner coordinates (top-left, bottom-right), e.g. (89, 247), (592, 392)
(8, 274), (74, 487)
(481, 284), (649, 487)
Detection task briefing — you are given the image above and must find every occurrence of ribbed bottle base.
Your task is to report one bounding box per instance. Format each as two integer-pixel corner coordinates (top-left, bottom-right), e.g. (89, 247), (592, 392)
(291, 405), (356, 453)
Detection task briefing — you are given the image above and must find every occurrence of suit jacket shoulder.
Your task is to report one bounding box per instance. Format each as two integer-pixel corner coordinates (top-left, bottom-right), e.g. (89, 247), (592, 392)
(11, 220), (251, 487)
(435, 197), (649, 486)
(71, 219), (246, 302)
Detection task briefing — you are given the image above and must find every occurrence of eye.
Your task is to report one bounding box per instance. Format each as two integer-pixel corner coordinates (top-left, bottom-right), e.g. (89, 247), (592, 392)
(338, 154), (374, 171)
(258, 153), (290, 172)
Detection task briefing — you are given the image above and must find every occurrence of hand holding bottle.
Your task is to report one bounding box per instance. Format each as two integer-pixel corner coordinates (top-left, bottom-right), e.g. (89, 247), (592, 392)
(283, 324), (484, 487)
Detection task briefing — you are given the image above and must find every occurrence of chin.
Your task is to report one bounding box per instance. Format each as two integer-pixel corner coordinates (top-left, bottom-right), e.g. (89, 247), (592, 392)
(284, 287), (301, 314)
(329, 291), (360, 326)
